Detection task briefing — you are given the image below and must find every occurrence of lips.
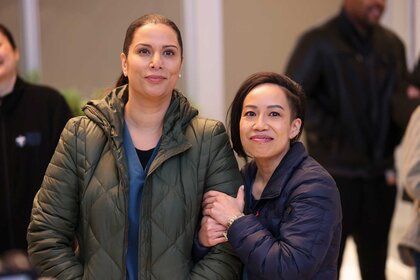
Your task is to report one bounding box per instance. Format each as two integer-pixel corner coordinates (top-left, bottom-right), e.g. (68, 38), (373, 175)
(145, 75), (166, 83)
(250, 135), (273, 143)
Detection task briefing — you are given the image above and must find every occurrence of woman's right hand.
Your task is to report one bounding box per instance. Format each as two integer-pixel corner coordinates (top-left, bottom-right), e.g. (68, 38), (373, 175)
(202, 186), (245, 227)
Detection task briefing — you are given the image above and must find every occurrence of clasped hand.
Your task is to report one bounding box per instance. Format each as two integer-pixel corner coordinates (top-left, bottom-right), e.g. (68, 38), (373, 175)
(198, 186), (245, 247)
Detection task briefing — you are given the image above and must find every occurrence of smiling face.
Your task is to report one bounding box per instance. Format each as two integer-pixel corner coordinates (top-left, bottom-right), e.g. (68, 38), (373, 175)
(0, 32), (19, 83)
(120, 23), (182, 101)
(239, 83), (301, 165)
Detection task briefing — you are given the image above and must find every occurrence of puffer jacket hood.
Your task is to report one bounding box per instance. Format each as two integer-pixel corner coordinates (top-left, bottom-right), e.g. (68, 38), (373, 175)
(83, 86), (198, 150)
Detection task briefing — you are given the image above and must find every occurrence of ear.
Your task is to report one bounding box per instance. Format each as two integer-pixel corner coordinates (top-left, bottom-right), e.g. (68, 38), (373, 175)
(14, 48), (20, 62)
(289, 118), (302, 140)
(177, 60), (183, 78)
(120, 52), (127, 76)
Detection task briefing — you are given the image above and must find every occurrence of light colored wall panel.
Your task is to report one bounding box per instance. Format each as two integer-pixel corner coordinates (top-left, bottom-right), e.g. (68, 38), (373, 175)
(1, 1), (183, 99)
(223, 0), (341, 112)
(38, 0), (183, 99)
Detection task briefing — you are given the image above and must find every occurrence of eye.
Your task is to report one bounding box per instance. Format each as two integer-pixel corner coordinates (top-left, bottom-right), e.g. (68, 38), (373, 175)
(163, 49), (175, 56)
(243, 111), (256, 117)
(269, 111), (280, 117)
(138, 48), (150, 55)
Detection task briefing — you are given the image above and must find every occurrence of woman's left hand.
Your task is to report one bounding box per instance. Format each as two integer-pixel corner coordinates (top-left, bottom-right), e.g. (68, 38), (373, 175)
(202, 186), (245, 226)
(198, 216), (227, 247)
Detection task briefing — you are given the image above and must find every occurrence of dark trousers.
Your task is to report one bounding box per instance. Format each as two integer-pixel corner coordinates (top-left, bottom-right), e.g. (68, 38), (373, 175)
(335, 175), (397, 280)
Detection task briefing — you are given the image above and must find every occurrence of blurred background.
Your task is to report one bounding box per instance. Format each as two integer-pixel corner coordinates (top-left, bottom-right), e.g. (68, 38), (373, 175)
(1, 1), (419, 279)
(1, 0), (418, 119)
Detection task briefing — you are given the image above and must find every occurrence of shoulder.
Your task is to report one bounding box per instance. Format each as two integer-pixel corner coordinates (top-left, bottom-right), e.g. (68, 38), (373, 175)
(62, 116), (105, 140)
(291, 156), (339, 200)
(297, 15), (339, 45)
(22, 80), (67, 103)
(23, 80), (60, 96)
(188, 117), (227, 136)
(376, 25), (405, 50)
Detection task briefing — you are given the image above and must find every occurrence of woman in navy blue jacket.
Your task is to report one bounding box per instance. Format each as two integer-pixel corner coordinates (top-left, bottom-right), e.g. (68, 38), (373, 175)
(199, 72), (342, 279)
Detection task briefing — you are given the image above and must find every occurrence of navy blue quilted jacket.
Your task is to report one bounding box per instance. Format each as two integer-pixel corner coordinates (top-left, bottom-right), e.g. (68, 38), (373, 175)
(227, 142), (342, 280)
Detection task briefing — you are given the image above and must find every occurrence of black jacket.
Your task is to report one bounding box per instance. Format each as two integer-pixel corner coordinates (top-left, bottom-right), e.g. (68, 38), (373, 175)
(0, 77), (72, 253)
(286, 11), (408, 177)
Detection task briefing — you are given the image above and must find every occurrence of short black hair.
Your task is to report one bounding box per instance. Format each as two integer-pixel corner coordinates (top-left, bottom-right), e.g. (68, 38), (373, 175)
(0, 23), (17, 50)
(227, 71), (306, 159)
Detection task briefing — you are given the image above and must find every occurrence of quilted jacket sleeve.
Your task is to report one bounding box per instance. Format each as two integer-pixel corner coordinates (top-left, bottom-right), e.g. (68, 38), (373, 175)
(27, 117), (84, 280)
(190, 120), (243, 280)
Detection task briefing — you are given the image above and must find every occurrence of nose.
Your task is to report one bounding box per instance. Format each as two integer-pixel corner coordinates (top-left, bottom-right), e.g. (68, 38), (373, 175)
(253, 114), (268, 131)
(150, 53), (163, 69)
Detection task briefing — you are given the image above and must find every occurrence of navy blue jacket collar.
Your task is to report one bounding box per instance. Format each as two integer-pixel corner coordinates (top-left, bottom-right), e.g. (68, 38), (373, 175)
(242, 142), (308, 201)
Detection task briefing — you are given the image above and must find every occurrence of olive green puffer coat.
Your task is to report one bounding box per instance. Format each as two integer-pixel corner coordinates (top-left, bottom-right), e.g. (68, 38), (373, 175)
(27, 86), (243, 280)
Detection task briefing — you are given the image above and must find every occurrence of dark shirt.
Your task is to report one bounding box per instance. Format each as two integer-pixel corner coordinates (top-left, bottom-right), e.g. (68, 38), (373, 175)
(135, 147), (155, 168)
(0, 77), (72, 253)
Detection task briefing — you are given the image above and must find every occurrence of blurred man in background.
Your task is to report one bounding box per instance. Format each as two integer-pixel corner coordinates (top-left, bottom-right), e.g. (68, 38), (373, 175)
(286, 0), (410, 279)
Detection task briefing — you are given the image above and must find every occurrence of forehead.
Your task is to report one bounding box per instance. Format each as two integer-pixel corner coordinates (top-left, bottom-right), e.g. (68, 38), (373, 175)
(245, 83), (288, 103)
(131, 23), (179, 47)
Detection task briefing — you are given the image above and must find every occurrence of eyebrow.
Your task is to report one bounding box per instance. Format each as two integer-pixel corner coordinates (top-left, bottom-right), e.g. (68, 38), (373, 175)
(136, 43), (179, 49)
(243, 104), (285, 110)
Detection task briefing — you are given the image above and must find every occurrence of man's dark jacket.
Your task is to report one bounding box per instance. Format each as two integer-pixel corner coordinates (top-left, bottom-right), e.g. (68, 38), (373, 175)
(286, 11), (408, 177)
(0, 77), (72, 253)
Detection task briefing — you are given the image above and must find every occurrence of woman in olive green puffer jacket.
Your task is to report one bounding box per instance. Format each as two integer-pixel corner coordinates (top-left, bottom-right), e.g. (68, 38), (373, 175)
(27, 85), (243, 280)
(27, 13), (242, 280)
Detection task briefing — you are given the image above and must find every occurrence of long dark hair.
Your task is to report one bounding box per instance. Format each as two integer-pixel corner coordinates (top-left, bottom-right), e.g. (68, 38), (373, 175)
(115, 14), (183, 87)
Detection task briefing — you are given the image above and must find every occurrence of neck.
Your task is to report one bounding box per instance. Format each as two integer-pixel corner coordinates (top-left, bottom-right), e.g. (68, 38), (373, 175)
(0, 74), (17, 97)
(252, 145), (290, 199)
(343, 9), (371, 37)
(251, 160), (276, 200)
(124, 91), (171, 150)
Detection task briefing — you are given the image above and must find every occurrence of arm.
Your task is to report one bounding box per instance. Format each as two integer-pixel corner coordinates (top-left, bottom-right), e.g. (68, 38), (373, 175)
(409, 57), (420, 88)
(27, 118), (83, 280)
(400, 107), (420, 200)
(407, 55), (420, 99)
(190, 121), (243, 280)
(227, 177), (341, 279)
